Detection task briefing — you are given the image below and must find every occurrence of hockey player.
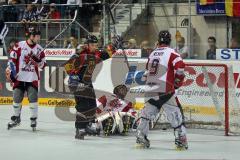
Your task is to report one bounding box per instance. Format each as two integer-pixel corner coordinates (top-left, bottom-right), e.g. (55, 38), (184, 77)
(5, 28), (46, 131)
(96, 84), (136, 136)
(135, 30), (188, 150)
(65, 35), (122, 140)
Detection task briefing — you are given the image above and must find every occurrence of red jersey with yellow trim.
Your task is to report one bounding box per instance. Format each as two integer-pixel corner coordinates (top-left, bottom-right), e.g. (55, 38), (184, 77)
(9, 40), (46, 88)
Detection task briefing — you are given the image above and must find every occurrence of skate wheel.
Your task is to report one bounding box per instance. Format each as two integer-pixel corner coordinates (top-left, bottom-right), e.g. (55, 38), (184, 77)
(175, 146), (187, 151)
(135, 144), (150, 149)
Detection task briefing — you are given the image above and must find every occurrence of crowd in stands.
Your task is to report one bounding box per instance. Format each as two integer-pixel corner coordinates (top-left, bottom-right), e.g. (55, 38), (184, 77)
(1, 1), (239, 58)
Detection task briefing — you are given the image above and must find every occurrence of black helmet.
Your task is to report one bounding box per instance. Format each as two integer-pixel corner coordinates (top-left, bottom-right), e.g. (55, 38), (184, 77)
(86, 35), (98, 43)
(158, 30), (171, 45)
(26, 27), (41, 38)
(113, 84), (128, 100)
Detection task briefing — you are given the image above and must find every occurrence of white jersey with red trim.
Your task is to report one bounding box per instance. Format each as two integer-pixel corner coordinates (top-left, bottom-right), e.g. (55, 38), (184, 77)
(96, 94), (135, 115)
(146, 46), (185, 93)
(9, 41), (46, 83)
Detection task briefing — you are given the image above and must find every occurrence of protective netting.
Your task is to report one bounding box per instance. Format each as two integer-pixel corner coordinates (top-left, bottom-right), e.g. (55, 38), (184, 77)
(177, 63), (240, 135)
(155, 63), (240, 135)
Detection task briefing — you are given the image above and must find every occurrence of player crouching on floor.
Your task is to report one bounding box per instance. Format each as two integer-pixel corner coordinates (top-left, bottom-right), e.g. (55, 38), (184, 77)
(95, 85), (137, 136)
(135, 30), (188, 150)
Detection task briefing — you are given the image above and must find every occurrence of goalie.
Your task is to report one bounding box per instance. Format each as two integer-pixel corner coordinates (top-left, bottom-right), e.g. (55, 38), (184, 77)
(95, 84), (137, 136)
(135, 30), (188, 150)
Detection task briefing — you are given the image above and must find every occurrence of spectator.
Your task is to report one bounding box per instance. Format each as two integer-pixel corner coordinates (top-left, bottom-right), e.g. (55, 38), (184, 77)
(8, 39), (18, 53)
(21, 4), (38, 23)
(46, 3), (61, 19)
(206, 36), (217, 60)
(8, 0), (20, 4)
(230, 37), (239, 49)
(46, 37), (58, 48)
(3, 1), (21, 22)
(64, 36), (79, 49)
(127, 38), (137, 49)
(36, 5), (50, 20)
(175, 36), (188, 59)
(140, 40), (152, 58)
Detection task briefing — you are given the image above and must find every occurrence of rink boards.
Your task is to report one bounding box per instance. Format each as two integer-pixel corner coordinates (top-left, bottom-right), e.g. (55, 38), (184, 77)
(1, 57), (240, 124)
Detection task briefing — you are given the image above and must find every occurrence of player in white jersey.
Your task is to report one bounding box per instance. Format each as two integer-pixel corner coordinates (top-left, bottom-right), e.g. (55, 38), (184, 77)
(135, 30), (188, 150)
(95, 85), (136, 135)
(5, 28), (46, 131)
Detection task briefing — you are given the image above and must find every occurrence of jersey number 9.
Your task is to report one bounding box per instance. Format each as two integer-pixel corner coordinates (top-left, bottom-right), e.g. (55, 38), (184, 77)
(149, 59), (159, 76)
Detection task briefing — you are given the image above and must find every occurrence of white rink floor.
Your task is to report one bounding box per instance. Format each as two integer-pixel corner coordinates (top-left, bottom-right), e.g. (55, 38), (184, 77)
(0, 105), (240, 160)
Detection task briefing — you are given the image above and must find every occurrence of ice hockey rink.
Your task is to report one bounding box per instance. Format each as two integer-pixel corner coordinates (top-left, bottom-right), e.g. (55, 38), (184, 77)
(0, 105), (239, 160)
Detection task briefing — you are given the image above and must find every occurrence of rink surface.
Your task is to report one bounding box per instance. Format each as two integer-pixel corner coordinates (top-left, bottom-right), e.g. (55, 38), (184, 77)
(0, 105), (240, 160)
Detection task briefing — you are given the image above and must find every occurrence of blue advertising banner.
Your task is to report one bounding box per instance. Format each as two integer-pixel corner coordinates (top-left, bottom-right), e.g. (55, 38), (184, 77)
(196, 0), (225, 15)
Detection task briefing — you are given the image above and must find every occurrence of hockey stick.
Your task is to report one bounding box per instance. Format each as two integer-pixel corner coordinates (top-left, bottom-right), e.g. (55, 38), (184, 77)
(105, 2), (130, 71)
(43, 9), (78, 50)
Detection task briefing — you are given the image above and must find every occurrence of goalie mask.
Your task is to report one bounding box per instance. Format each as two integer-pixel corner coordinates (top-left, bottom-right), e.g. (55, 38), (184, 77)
(113, 85), (128, 100)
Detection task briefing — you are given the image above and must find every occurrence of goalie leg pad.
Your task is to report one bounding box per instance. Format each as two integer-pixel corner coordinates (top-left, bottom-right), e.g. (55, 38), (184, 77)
(102, 116), (115, 136)
(137, 102), (159, 136)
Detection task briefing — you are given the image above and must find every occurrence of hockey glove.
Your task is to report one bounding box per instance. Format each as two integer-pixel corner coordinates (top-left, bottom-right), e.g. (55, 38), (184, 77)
(68, 74), (80, 87)
(174, 74), (185, 89)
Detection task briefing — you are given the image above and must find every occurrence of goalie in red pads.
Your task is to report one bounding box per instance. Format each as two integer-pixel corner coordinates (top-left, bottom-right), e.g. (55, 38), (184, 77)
(135, 30), (188, 150)
(96, 85), (136, 136)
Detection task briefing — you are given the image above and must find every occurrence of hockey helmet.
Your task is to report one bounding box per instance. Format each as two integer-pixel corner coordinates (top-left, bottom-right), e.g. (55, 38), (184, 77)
(26, 27), (41, 38)
(86, 35), (98, 44)
(158, 30), (171, 45)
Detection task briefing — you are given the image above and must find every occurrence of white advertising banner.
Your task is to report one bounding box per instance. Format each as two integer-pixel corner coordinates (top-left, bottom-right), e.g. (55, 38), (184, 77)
(45, 49), (76, 57)
(216, 48), (240, 60)
(114, 49), (142, 58)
